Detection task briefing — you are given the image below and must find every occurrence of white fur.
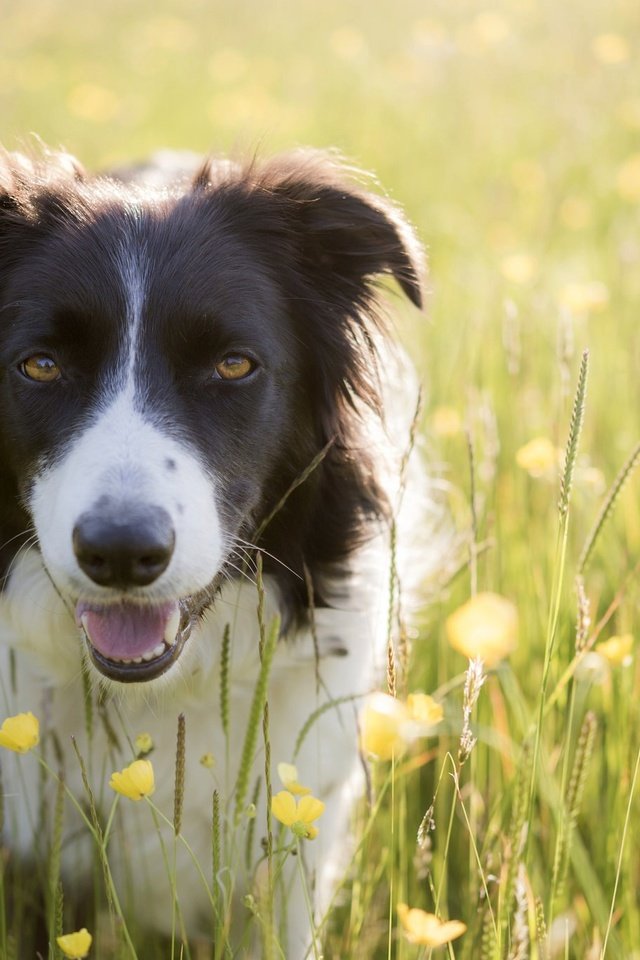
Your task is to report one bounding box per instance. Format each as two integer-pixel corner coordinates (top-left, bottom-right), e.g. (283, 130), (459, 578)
(0, 526), (392, 956)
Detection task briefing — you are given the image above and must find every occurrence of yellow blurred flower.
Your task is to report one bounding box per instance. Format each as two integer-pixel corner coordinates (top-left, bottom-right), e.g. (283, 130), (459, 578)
(330, 26), (367, 62)
(134, 732), (153, 755)
(0, 712), (39, 753)
(617, 99), (640, 130)
(360, 691), (442, 760)
(471, 11), (510, 45)
(360, 691), (410, 759)
(67, 84), (120, 123)
(617, 154), (640, 203)
(559, 281), (609, 316)
(56, 928), (92, 959)
(109, 759), (155, 801)
(596, 633), (633, 666)
(516, 436), (559, 477)
(271, 790), (325, 839)
(487, 220), (517, 251)
(592, 33), (629, 64)
(510, 159), (546, 193)
(208, 48), (248, 84)
(397, 903), (466, 946)
(200, 752), (215, 768)
(432, 406), (462, 437)
(500, 253), (538, 284)
(559, 196), (592, 231)
(406, 693), (444, 727)
(412, 17), (449, 49)
(277, 761), (311, 795)
(138, 16), (195, 52)
(446, 592), (518, 666)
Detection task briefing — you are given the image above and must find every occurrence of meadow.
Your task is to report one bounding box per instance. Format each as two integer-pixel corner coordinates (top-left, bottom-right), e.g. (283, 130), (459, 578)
(1, 0), (639, 957)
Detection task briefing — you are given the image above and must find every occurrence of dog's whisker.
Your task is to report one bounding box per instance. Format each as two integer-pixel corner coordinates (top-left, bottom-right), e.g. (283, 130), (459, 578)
(0, 526), (37, 555)
(231, 535), (302, 580)
(0, 533), (39, 589)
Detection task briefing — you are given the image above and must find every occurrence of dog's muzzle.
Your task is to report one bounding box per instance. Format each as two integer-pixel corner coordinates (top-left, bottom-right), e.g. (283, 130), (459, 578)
(72, 503), (195, 682)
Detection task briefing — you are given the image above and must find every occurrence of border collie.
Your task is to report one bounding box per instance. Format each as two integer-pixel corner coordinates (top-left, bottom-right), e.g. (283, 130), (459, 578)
(0, 146), (431, 956)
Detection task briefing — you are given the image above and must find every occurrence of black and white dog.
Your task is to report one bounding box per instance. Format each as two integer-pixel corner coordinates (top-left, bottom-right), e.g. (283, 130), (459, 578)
(0, 146), (432, 954)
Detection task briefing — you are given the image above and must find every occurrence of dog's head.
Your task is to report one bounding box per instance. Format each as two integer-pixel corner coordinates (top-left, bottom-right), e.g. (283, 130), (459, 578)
(0, 146), (423, 688)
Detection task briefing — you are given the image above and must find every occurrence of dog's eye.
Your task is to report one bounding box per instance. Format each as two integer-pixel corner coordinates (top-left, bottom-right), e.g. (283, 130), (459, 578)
(214, 355), (255, 381)
(20, 354), (62, 383)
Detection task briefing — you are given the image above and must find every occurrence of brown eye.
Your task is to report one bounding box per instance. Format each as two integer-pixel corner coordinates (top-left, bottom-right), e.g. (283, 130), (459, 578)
(20, 354), (62, 383)
(214, 355), (255, 381)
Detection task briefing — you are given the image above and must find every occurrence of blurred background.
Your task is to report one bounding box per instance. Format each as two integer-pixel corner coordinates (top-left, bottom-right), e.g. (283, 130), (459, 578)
(2, 0), (639, 447)
(2, 2), (640, 954)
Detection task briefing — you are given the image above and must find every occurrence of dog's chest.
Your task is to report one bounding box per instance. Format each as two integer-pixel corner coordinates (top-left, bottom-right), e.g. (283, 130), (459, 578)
(0, 552), (382, 933)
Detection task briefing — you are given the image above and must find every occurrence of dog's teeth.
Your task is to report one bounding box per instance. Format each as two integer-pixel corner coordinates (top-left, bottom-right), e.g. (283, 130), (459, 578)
(164, 606), (181, 645)
(132, 657), (143, 664)
(141, 642), (167, 662)
(80, 613), (91, 638)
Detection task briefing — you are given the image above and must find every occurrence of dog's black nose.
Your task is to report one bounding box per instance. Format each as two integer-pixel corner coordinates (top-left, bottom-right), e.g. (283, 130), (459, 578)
(73, 506), (175, 588)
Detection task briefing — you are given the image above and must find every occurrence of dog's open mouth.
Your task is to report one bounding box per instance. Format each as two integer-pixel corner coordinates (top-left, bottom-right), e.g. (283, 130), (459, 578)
(76, 599), (194, 682)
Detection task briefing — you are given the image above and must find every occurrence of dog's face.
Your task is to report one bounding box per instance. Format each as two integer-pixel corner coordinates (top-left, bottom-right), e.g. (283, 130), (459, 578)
(0, 149), (422, 688)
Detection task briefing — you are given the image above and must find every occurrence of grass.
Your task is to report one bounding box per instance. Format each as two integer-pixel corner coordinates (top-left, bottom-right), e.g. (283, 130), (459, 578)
(1, 0), (640, 956)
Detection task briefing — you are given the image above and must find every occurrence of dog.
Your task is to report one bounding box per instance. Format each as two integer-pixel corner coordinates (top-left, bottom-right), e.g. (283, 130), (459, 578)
(0, 145), (435, 956)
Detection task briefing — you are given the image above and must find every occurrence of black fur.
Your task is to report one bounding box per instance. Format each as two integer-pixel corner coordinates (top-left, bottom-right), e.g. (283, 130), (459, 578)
(0, 147), (423, 615)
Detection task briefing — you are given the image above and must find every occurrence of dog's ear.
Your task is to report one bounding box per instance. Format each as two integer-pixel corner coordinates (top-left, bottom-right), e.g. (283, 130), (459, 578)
(0, 149), (86, 274)
(0, 149), (85, 223)
(257, 151), (424, 310)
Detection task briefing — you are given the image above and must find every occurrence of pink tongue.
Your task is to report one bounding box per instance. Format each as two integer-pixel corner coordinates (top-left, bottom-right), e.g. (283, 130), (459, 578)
(77, 601), (178, 660)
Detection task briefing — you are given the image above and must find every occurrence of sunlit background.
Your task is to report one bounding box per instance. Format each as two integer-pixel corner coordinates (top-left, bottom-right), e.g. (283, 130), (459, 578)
(2, 0), (639, 435)
(2, 1), (640, 956)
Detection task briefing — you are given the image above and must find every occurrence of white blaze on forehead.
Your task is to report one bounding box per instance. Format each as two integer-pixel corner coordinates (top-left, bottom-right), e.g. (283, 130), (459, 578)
(117, 212), (149, 391)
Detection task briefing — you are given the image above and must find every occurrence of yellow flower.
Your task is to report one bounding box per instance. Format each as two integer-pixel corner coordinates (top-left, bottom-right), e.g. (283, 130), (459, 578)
(432, 406), (462, 437)
(330, 26), (367, 62)
(446, 592), (518, 667)
(56, 928), (92, 959)
(559, 281), (609, 316)
(109, 759), (155, 801)
(200, 752), (215, 769)
(596, 633), (633, 666)
(67, 83), (120, 123)
(360, 691), (443, 760)
(500, 253), (538, 285)
(397, 903), (466, 946)
(471, 12), (510, 45)
(515, 436), (559, 477)
(277, 761), (311, 796)
(360, 692), (410, 760)
(617, 154), (640, 203)
(406, 693), (444, 728)
(592, 33), (629, 65)
(617, 98), (640, 130)
(0, 712), (39, 753)
(134, 732), (153, 755)
(271, 790), (325, 840)
(559, 196), (592, 231)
